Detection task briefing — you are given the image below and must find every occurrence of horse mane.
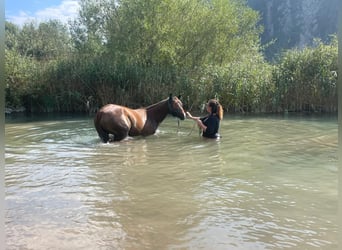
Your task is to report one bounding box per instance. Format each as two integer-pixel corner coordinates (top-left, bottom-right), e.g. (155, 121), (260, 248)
(145, 98), (168, 110)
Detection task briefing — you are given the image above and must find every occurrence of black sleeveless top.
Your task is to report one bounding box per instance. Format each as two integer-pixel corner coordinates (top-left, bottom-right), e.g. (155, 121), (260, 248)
(200, 114), (220, 138)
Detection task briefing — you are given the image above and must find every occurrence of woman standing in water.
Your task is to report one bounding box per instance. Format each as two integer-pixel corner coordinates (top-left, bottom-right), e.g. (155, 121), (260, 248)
(186, 99), (223, 139)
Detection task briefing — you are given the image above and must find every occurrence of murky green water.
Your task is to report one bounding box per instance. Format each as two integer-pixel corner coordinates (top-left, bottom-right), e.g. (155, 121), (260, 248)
(5, 113), (338, 249)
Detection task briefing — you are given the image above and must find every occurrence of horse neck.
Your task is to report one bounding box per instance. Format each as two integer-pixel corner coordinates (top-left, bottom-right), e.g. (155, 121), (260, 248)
(146, 99), (169, 124)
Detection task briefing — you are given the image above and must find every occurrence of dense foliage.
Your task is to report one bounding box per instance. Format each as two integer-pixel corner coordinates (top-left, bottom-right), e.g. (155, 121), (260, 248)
(272, 37), (338, 112)
(5, 0), (337, 114)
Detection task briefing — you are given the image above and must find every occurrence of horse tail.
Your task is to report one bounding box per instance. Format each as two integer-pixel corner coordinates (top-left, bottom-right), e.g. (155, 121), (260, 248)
(94, 112), (109, 143)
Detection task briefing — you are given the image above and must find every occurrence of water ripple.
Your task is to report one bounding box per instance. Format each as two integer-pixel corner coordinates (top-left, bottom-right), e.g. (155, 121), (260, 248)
(5, 115), (338, 249)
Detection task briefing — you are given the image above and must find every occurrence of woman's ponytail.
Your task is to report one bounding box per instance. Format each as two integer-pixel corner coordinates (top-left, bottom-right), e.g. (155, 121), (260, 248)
(217, 103), (223, 120)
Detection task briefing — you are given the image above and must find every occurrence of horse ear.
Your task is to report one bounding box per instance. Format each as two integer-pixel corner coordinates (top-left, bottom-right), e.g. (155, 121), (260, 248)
(169, 93), (172, 99)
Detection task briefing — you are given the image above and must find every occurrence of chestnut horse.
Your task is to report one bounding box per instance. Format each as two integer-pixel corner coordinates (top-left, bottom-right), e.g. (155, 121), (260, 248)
(94, 94), (186, 142)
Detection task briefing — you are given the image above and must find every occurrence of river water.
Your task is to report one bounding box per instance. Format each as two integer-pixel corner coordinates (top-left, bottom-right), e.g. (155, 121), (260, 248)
(5, 113), (338, 249)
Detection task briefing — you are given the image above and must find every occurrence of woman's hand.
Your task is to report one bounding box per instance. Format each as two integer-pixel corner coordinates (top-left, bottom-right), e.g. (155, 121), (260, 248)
(187, 111), (206, 131)
(186, 111), (197, 120)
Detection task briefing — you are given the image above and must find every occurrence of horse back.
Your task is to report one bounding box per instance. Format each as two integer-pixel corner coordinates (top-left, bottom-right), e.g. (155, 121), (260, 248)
(95, 104), (146, 135)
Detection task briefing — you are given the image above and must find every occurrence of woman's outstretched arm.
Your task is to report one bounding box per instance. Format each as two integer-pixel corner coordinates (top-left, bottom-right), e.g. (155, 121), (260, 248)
(186, 112), (207, 131)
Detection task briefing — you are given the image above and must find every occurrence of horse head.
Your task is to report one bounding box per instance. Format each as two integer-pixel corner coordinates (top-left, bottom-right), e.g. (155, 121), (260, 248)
(168, 94), (186, 120)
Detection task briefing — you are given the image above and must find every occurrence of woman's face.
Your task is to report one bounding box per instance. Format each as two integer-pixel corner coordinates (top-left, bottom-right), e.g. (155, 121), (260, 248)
(206, 103), (212, 113)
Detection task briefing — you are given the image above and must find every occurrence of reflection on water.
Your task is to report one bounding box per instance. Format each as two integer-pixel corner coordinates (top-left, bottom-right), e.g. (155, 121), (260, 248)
(5, 114), (338, 249)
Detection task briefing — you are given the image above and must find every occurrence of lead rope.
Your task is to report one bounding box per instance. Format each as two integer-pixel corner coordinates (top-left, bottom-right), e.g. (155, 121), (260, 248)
(187, 117), (208, 136)
(187, 121), (196, 136)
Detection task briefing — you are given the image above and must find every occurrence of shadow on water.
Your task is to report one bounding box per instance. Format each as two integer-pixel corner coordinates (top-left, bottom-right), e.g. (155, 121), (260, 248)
(5, 114), (338, 249)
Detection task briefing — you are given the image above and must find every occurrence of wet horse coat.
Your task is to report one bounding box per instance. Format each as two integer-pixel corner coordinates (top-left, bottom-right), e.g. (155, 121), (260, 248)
(94, 95), (186, 142)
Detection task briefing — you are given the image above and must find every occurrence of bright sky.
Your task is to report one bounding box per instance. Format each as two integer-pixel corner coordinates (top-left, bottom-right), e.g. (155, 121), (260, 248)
(5, 0), (80, 26)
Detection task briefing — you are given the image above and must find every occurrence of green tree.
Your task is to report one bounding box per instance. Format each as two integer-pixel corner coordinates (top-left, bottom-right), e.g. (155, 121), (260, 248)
(69, 0), (266, 107)
(70, 0), (112, 55)
(5, 21), (19, 50)
(5, 20), (73, 111)
(105, 0), (262, 69)
(16, 20), (70, 60)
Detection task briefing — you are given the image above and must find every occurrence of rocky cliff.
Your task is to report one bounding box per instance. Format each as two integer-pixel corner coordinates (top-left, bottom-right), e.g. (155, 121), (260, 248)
(247, 0), (338, 59)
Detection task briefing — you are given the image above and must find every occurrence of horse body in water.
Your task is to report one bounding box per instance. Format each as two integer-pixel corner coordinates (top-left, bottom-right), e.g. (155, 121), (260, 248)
(94, 95), (186, 142)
